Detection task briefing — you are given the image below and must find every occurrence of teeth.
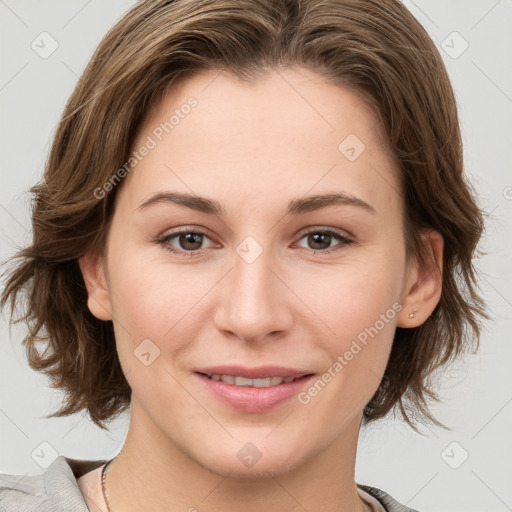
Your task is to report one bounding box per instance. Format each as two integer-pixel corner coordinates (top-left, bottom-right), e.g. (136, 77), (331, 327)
(207, 374), (298, 387)
(235, 376), (253, 386)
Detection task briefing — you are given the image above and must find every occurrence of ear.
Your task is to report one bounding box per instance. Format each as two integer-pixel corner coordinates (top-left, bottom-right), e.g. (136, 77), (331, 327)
(397, 229), (443, 328)
(78, 250), (113, 321)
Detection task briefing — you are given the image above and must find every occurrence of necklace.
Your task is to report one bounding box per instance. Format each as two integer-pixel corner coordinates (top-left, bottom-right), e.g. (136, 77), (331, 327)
(101, 457), (115, 512)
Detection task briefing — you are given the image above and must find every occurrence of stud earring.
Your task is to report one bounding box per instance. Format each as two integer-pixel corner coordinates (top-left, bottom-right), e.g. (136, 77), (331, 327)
(409, 311), (416, 319)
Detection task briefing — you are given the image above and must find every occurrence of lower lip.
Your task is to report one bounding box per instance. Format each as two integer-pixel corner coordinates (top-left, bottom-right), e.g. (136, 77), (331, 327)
(195, 373), (315, 413)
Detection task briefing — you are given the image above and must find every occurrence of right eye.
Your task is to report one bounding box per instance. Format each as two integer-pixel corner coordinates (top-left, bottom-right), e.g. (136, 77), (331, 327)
(156, 228), (215, 256)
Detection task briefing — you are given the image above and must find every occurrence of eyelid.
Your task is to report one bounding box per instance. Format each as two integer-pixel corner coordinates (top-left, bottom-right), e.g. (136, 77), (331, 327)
(156, 226), (216, 248)
(297, 225), (354, 241)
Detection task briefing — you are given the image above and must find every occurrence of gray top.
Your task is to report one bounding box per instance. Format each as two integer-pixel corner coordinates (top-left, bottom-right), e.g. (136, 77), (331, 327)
(0, 455), (419, 512)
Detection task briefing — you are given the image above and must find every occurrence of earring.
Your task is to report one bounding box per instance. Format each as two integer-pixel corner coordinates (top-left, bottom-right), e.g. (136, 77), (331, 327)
(409, 311), (416, 319)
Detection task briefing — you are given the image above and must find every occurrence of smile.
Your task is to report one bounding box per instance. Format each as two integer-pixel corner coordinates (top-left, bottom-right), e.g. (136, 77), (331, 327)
(195, 372), (315, 412)
(201, 374), (301, 387)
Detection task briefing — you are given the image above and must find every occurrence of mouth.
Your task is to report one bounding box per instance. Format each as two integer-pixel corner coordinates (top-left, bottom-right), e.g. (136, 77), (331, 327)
(194, 371), (316, 412)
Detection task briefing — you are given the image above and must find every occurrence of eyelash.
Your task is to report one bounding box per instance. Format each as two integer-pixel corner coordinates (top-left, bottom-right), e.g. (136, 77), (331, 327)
(155, 227), (354, 257)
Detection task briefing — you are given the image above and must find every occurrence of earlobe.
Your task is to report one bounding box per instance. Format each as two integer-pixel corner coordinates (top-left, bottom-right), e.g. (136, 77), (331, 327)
(78, 251), (113, 321)
(397, 229), (444, 328)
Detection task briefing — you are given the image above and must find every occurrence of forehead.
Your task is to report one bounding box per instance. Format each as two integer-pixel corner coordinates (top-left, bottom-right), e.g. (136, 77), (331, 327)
(121, 67), (402, 219)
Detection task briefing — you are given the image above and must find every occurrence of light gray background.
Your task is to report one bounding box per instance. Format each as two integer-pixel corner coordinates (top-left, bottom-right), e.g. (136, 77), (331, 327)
(0, 1), (511, 511)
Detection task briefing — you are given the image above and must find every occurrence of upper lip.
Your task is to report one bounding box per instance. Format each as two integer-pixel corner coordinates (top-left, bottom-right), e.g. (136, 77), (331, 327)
(194, 365), (313, 379)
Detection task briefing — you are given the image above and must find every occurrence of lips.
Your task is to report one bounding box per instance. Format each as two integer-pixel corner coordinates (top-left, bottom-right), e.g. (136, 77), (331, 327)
(193, 366), (316, 412)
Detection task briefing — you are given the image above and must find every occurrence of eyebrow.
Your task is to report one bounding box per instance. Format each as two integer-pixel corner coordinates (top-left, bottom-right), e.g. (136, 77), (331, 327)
(136, 191), (377, 216)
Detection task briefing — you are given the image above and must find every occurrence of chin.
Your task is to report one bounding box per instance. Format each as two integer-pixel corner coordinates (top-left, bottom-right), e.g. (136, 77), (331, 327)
(196, 442), (309, 480)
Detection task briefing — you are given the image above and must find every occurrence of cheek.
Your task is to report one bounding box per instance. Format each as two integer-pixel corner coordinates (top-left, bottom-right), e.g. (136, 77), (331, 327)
(293, 273), (402, 425)
(106, 246), (214, 353)
(293, 245), (405, 387)
(106, 254), (201, 403)
(297, 245), (404, 333)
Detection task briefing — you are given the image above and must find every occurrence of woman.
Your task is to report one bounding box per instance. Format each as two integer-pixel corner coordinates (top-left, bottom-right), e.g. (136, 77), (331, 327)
(0, 0), (487, 511)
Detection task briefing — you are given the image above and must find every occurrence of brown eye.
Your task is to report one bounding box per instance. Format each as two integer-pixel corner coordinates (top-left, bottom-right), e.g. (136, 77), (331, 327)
(175, 232), (204, 251)
(157, 229), (213, 256)
(307, 232), (333, 251)
(296, 229), (354, 254)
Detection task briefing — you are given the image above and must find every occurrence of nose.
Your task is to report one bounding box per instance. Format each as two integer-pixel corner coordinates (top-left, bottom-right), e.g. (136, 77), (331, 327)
(213, 241), (294, 344)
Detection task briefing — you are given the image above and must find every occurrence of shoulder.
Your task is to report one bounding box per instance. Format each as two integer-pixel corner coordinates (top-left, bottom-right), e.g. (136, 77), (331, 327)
(358, 483), (421, 512)
(0, 455), (105, 512)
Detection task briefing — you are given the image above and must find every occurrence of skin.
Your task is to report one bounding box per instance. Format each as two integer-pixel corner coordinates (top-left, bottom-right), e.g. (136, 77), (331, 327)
(79, 66), (443, 512)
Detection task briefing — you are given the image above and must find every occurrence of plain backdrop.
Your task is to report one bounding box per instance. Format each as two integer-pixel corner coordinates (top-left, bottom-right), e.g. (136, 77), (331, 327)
(0, 1), (511, 511)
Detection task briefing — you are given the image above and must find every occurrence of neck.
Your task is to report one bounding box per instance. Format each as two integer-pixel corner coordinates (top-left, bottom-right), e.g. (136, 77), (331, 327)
(106, 400), (367, 512)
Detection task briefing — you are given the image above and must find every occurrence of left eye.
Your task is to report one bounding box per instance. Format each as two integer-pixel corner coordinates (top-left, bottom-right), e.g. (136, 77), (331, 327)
(295, 229), (354, 254)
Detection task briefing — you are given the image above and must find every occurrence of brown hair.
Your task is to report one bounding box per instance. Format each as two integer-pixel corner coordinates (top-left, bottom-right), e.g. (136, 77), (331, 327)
(1, 0), (488, 432)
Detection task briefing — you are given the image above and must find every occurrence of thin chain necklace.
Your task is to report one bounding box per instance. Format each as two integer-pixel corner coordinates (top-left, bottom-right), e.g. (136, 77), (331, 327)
(101, 457), (115, 512)
(100, 457), (372, 512)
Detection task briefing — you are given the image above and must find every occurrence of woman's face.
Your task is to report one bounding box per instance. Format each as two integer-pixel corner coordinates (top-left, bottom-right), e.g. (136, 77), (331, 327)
(84, 66), (422, 477)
